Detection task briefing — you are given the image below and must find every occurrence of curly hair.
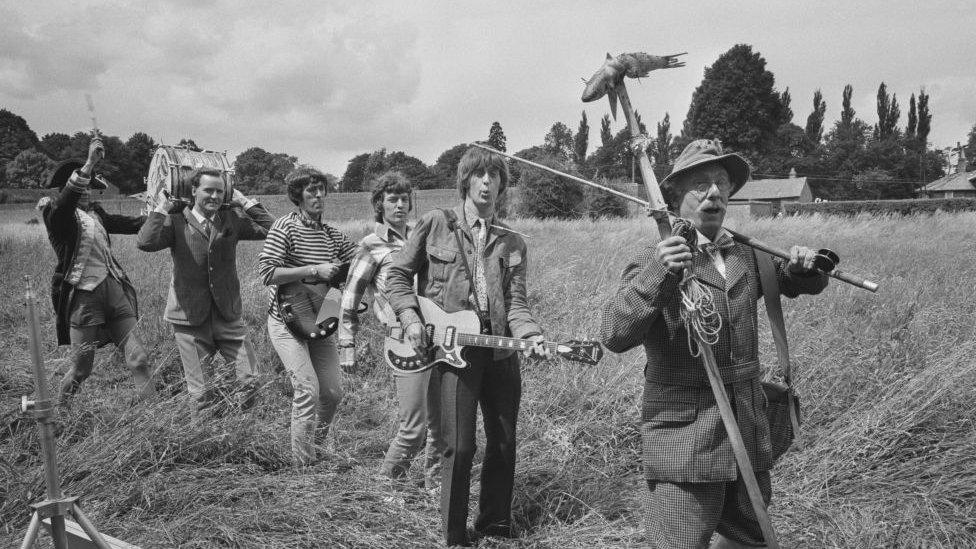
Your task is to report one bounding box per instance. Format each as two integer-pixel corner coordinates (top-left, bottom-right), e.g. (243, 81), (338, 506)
(456, 146), (508, 200)
(285, 167), (330, 206)
(369, 171), (413, 223)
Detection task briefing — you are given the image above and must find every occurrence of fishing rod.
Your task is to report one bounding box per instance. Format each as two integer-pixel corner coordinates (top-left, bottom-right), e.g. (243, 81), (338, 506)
(470, 142), (879, 293)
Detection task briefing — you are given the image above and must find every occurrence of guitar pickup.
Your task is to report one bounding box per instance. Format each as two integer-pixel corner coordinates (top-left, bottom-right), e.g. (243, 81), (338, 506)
(389, 326), (404, 340)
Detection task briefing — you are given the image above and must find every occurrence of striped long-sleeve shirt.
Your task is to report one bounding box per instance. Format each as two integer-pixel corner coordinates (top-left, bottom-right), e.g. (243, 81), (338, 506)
(337, 223), (409, 348)
(257, 210), (358, 321)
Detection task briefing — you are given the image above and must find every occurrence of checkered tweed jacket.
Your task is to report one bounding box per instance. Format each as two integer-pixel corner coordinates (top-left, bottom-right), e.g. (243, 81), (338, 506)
(600, 240), (827, 482)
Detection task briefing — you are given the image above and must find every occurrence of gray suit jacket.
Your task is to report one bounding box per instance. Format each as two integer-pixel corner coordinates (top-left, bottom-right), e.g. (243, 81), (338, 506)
(137, 204), (273, 326)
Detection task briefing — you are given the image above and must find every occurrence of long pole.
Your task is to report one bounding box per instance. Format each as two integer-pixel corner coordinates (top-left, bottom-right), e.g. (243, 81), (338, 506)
(615, 82), (781, 548)
(24, 277), (68, 549)
(470, 142), (879, 293)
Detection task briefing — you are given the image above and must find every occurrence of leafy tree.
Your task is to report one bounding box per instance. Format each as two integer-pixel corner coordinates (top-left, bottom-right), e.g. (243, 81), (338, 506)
(5, 148), (54, 189)
(177, 138), (201, 151)
(573, 111), (589, 165)
(515, 154), (584, 220)
(233, 147), (298, 194)
(0, 109), (39, 185)
(965, 124), (976, 172)
(40, 132), (72, 160)
(779, 87), (793, 125)
(122, 132), (157, 192)
(508, 145), (548, 188)
(873, 82), (900, 140)
(916, 89), (931, 149)
(431, 143), (470, 189)
(600, 114), (613, 148)
(487, 121), (506, 152)
(653, 113), (673, 167)
(905, 93), (917, 143)
(583, 177), (631, 220)
(805, 89), (827, 147)
(683, 44), (786, 160)
(340, 153), (371, 192)
(543, 122), (574, 161)
(363, 148), (388, 190)
(383, 150), (438, 189)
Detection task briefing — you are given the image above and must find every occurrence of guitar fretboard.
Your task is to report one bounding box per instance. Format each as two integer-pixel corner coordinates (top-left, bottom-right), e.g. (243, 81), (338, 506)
(387, 327), (555, 352)
(456, 333), (561, 352)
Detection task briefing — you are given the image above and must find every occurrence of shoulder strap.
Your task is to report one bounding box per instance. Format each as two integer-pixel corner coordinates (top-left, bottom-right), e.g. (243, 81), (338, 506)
(756, 250), (801, 435)
(440, 209), (486, 318)
(756, 250), (791, 384)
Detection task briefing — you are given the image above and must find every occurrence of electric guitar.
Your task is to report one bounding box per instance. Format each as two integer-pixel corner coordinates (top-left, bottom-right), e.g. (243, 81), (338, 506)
(274, 279), (345, 340)
(384, 296), (603, 373)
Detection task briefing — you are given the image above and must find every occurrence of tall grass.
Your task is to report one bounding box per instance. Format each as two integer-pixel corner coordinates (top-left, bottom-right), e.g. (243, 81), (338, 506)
(1, 211), (974, 547)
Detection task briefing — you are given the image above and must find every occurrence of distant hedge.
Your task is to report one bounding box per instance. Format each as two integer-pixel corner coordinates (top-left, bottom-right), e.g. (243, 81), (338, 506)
(783, 198), (976, 217)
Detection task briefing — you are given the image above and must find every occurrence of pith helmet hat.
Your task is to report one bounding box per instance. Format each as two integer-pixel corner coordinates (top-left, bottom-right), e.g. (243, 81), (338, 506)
(660, 139), (751, 197)
(47, 159), (107, 190)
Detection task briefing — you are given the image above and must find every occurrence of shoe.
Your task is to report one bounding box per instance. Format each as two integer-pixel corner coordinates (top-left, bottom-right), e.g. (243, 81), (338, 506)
(474, 523), (514, 539)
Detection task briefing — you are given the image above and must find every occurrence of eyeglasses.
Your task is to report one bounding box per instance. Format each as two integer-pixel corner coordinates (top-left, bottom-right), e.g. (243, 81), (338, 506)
(687, 181), (732, 196)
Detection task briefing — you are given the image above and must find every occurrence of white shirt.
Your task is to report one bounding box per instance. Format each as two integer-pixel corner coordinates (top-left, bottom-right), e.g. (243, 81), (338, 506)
(697, 229), (729, 279)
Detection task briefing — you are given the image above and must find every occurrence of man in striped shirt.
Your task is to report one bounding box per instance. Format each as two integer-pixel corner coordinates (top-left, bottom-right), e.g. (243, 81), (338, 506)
(258, 167), (358, 466)
(338, 171), (441, 486)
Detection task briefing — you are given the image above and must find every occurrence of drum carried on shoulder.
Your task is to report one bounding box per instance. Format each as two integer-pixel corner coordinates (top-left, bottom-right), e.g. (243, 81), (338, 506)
(144, 145), (235, 214)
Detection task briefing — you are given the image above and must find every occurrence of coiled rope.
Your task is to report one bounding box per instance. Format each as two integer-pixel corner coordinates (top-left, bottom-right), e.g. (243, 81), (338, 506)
(670, 217), (723, 357)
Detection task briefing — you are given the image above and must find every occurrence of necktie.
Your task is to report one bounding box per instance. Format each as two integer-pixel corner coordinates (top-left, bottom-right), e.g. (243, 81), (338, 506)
(701, 232), (734, 256)
(472, 220), (488, 312)
(203, 218), (213, 238)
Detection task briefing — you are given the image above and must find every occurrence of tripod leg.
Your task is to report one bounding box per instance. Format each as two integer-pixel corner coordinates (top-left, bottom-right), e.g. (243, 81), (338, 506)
(18, 512), (40, 549)
(73, 503), (113, 549)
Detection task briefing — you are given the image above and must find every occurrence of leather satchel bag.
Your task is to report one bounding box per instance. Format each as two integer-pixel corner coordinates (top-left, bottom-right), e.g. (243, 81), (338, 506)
(756, 251), (802, 462)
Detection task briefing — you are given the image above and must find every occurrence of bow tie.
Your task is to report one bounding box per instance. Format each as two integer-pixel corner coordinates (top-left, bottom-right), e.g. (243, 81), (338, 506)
(701, 234), (734, 256)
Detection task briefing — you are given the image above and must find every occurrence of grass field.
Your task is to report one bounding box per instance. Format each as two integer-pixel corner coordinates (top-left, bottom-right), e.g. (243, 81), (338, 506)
(1, 208), (974, 548)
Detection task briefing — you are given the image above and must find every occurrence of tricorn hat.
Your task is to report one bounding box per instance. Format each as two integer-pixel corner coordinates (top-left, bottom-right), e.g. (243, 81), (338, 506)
(47, 159), (107, 190)
(660, 139), (751, 197)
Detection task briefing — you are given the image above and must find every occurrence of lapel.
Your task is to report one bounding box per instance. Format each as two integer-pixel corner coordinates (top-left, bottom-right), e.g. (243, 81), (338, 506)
(724, 243), (748, 291)
(452, 205), (474, 247)
(182, 208), (212, 245)
(693, 250), (726, 291)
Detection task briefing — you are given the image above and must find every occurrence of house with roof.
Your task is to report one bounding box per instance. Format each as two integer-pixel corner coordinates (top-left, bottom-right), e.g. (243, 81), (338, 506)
(729, 168), (813, 216)
(917, 146), (975, 198)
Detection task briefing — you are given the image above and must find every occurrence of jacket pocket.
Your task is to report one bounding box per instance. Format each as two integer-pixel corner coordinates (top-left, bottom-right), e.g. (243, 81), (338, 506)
(643, 399), (698, 425)
(428, 243), (458, 282)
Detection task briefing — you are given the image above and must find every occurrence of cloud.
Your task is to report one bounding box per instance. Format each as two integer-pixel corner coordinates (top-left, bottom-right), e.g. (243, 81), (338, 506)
(0, 7), (110, 97)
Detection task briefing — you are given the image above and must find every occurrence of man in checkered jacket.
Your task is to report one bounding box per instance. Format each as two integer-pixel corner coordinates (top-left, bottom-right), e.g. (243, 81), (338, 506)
(600, 140), (829, 548)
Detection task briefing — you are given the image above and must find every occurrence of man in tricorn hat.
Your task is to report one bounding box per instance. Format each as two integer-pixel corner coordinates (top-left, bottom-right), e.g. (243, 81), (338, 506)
(42, 137), (154, 404)
(600, 139), (828, 548)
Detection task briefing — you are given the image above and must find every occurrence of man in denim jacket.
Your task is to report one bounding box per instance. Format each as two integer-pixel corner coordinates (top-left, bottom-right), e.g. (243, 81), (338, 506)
(386, 146), (548, 547)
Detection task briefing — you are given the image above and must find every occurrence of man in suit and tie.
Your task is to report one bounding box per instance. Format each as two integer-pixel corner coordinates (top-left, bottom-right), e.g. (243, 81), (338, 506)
(138, 167), (273, 408)
(600, 140), (828, 548)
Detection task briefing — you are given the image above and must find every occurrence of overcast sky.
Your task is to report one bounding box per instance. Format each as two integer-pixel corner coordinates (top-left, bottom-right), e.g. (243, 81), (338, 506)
(2, 1), (974, 175)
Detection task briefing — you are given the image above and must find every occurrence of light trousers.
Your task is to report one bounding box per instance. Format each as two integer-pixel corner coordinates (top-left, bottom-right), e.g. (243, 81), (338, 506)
(267, 316), (343, 465)
(171, 306), (256, 405)
(381, 367), (442, 483)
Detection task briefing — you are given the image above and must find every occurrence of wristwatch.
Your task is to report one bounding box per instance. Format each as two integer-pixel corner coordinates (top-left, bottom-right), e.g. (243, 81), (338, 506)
(307, 266), (318, 278)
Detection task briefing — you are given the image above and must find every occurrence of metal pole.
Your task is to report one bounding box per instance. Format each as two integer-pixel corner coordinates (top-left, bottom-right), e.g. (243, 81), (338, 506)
(472, 143), (880, 293)
(24, 277), (69, 549)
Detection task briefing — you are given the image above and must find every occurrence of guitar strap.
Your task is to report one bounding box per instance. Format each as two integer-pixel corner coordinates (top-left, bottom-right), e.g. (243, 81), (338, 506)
(441, 209), (490, 334)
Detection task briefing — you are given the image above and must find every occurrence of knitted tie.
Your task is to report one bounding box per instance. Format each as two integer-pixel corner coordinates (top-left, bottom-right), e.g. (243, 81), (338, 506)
(472, 220), (489, 312)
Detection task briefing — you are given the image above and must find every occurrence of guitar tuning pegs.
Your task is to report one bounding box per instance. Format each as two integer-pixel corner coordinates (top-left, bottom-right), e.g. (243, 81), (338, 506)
(308, 332), (317, 339)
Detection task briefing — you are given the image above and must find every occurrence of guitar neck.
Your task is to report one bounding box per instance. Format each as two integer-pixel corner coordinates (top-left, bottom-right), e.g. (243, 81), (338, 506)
(455, 333), (556, 352)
